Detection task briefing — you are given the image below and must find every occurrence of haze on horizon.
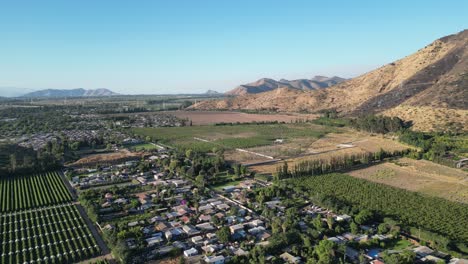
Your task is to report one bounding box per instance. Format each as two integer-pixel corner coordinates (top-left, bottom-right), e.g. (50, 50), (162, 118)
(0, 0), (466, 96)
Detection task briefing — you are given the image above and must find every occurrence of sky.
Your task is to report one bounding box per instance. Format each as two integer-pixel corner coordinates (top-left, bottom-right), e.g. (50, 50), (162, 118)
(0, 0), (466, 95)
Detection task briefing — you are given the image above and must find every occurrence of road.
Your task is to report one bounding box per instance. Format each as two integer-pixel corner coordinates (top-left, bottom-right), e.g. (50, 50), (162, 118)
(59, 170), (112, 259)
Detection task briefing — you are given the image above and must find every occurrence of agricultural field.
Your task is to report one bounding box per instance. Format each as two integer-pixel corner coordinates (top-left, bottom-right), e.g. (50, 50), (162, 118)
(348, 157), (468, 203)
(287, 173), (468, 243)
(132, 123), (336, 153)
(166, 111), (317, 125)
(249, 131), (410, 174)
(0, 204), (100, 264)
(0, 172), (72, 212)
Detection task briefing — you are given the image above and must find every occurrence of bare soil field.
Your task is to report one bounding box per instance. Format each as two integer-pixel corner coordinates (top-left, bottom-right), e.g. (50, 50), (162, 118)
(68, 149), (144, 167)
(166, 111), (317, 125)
(348, 157), (468, 203)
(243, 131), (411, 173)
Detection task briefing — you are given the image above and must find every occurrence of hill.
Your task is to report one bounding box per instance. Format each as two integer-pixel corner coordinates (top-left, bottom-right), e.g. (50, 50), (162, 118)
(225, 76), (347, 96)
(192, 30), (468, 132)
(22, 88), (118, 98)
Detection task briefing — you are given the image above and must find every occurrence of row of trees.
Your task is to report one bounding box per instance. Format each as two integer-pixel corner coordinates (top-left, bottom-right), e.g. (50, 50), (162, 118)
(0, 205), (100, 264)
(275, 149), (408, 180)
(349, 115), (409, 134)
(286, 173), (468, 250)
(0, 172), (72, 212)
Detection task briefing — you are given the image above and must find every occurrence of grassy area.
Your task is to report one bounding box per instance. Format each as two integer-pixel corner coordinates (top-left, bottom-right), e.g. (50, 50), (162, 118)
(131, 143), (159, 151)
(132, 123), (336, 153)
(212, 180), (243, 191)
(389, 239), (413, 250)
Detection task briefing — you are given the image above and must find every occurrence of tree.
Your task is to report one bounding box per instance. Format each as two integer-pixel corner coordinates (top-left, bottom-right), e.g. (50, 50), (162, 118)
(354, 209), (373, 225)
(195, 174), (205, 189)
(216, 226), (231, 243)
(315, 240), (336, 264)
(326, 216), (335, 230)
(350, 222), (359, 234)
(185, 149), (193, 159)
(313, 216), (324, 231)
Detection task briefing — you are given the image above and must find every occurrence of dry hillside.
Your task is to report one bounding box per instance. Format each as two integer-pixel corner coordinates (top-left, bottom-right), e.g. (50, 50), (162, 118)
(192, 30), (468, 131)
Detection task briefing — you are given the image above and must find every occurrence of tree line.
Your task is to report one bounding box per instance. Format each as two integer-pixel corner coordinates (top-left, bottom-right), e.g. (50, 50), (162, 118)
(275, 149), (408, 180)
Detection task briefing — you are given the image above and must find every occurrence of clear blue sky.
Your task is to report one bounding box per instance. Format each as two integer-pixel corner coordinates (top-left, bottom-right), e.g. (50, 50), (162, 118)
(0, 0), (466, 95)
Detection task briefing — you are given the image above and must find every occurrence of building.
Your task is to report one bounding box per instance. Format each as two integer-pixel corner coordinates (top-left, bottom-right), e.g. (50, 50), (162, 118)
(280, 252), (301, 263)
(183, 247), (198, 257)
(204, 255), (225, 264)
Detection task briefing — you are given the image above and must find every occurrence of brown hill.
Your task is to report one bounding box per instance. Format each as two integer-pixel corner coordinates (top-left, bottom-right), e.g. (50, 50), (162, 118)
(225, 76), (347, 96)
(192, 30), (468, 131)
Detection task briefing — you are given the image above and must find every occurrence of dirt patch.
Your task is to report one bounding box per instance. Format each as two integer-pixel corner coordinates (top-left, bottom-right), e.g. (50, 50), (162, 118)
(68, 149), (144, 167)
(348, 158), (468, 203)
(245, 131), (410, 174)
(166, 111), (317, 125)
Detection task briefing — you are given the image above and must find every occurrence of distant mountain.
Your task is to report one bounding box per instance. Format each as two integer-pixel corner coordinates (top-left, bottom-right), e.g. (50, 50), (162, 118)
(192, 29), (468, 132)
(225, 76), (347, 96)
(205, 89), (221, 95)
(22, 88), (118, 98)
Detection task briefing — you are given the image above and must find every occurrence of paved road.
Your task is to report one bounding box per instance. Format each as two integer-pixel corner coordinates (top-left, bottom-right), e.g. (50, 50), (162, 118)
(75, 203), (111, 256)
(59, 170), (112, 259)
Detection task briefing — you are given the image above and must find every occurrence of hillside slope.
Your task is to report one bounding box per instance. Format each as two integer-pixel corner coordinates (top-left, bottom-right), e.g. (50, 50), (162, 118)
(226, 76), (346, 96)
(192, 30), (468, 131)
(22, 88), (118, 98)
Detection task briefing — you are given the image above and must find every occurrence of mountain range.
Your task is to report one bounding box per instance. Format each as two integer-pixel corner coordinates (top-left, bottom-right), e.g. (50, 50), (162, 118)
(191, 29), (468, 132)
(225, 76), (346, 96)
(22, 88), (118, 98)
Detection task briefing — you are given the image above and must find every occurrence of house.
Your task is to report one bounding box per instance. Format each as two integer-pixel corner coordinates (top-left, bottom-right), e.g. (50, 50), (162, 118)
(229, 224), (244, 234)
(336, 214), (352, 222)
(249, 219), (264, 227)
(191, 236), (203, 244)
(146, 236), (164, 247)
(182, 225), (200, 236)
(198, 214), (211, 222)
(210, 200), (222, 206)
(206, 233), (218, 243)
(422, 255), (445, 263)
(165, 228), (184, 241)
(345, 247), (360, 260)
(327, 237), (345, 244)
(280, 252), (301, 263)
(199, 204), (213, 212)
(449, 258), (468, 264)
(248, 226), (266, 235)
(413, 246), (434, 258)
(202, 244), (221, 254)
(196, 222), (215, 231)
(204, 255), (225, 264)
(216, 203), (230, 211)
(137, 177), (147, 184)
(156, 222), (169, 231)
(114, 198), (128, 205)
(183, 247), (198, 257)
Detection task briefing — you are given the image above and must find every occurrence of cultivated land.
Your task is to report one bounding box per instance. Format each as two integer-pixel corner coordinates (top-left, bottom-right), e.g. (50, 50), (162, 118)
(0, 172), (72, 212)
(132, 123), (336, 153)
(0, 204), (100, 264)
(166, 110), (317, 125)
(248, 130), (411, 174)
(0, 171), (103, 264)
(349, 157), (468, 204)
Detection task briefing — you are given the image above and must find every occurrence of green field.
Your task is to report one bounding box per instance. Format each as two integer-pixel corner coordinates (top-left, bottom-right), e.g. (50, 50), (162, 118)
(131, 143), (159, 151)
(132, 123), (334, 152)
(0, 204), (100, 264)
(287, 173), (468, 243)
(0, 172), (72, 212)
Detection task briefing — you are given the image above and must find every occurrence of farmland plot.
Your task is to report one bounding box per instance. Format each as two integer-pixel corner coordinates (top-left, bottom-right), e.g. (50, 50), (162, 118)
(0, 204), (100, 264)
(0, 172), (72, 212)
